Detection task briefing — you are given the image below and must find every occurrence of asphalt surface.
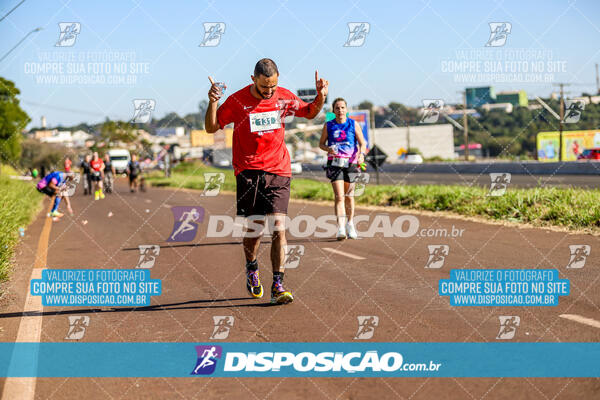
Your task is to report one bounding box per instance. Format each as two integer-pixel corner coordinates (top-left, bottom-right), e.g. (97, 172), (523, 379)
(297, 166), (600, 188)
(1, 177), (599, 399)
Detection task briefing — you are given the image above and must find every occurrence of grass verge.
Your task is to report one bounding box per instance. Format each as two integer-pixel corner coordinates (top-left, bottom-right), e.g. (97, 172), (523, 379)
(0, 165), (44, 283)
(146, 162), (600, 232)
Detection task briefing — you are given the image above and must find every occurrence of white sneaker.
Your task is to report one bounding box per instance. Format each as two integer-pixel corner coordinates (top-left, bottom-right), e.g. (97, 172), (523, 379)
(346, 222), (358, 239)
(336, 226), (347, 241)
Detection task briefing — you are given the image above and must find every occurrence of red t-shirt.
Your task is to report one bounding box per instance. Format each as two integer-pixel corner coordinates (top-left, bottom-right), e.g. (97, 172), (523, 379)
(217, 84), (310, 177)
(90, 159), (104, 172)
(64, 159), (72, 172)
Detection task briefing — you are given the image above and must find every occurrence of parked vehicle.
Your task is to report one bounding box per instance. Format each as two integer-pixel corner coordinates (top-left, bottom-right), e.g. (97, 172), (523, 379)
(107, 149), (131, 173)
(405, 153), (424, 164)
(291, 161), (303, 174)
(577, 148), (600, 161)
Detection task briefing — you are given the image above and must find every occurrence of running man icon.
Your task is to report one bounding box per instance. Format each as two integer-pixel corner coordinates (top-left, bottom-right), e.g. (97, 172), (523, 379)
(167, 206), (205, 242)
(425, 245), (450, 269)
(488, 173), (511, 196)
(496, 316), (520, 340)
(191, 345), (222, 375)
(194, 347), (217, 372)
(354, 316), (379, 340)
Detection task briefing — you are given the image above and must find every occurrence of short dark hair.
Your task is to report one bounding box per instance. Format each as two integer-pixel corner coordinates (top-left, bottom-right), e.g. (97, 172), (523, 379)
(254, 58), (279, 78)
(332, 97), (347, 110)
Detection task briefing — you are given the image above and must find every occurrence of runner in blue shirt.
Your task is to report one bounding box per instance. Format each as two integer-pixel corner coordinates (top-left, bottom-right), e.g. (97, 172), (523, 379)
(319, 97), (367, 240)
(36, 171), (74, 218)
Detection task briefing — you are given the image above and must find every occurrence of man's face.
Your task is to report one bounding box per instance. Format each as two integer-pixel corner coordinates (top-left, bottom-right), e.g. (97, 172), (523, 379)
(251, 74), (278, 99)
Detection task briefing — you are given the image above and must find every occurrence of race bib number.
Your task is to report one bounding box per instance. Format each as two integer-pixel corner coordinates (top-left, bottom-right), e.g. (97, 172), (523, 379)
(250, 111), (281, 133)
(332, 157), (350, 168)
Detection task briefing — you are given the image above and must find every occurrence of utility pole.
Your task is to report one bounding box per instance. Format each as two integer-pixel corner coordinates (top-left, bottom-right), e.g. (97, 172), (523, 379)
(462, 91), (469, 161)
(0, 27), (42, 63)
(406, 120), (411, 155)
(553, 83), (571, 162)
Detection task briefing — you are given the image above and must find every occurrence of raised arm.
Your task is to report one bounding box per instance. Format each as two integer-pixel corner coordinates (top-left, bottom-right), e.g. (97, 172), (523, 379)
(303, 70), (329, 119)
(205, 76), (225, 133)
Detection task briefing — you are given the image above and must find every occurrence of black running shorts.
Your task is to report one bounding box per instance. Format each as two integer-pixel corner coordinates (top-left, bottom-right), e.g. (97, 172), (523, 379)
(236, 170), (291, 217)
(325, 161), (360, 183)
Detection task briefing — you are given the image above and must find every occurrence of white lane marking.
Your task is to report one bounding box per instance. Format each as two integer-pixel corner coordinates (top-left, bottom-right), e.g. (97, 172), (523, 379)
(1, 267), (43, 400)
(2, 210), (52, 400)
(559, 314), (600, 329)
(15, 268), (43, 342)
(323, 247), (366, 260)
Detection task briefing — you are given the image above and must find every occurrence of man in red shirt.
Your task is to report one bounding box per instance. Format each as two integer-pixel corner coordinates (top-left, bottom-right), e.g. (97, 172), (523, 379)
(64, 156), (72, 173)
(205, 58), (328, 305)
(90, 151), (105, 200)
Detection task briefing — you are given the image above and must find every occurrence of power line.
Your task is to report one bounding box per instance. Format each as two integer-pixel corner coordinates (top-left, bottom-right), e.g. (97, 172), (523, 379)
(22, 100), (105, 117)
(0, 0), (25, 23)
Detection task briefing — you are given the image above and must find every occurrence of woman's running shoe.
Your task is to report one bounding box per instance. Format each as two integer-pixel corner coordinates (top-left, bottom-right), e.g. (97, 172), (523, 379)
(346, 222), (358, 239)
(336, 225), (347, 241)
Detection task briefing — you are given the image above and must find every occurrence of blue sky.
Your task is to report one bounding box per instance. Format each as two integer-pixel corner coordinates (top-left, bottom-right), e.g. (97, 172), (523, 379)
(1, 0), (599, 128)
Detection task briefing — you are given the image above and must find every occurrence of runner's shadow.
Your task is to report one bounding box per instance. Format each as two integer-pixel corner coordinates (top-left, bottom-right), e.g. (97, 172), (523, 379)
(0, 297), (278, 320)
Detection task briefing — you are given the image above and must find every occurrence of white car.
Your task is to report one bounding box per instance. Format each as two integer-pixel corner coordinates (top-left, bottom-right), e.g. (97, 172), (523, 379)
(404, 154), (424, 164)
(107, 149), (131, 173)
(291, 162), (303, 174)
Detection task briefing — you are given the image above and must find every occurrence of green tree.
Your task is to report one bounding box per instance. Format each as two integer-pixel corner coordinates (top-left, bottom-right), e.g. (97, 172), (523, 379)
(155, 112), (191, 129)
(358, 100), (373, 110)
(100, 119), (136, 146)
(0, 77), (30, 173)
(19, 139), (67, 171)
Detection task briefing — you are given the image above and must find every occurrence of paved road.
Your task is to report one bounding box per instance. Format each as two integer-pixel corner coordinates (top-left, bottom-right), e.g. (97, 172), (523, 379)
(1, 178), (599, 399)
(297, 166), (600, 188)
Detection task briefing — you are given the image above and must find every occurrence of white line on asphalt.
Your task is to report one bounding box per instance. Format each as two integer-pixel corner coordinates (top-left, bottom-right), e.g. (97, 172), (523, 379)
(323, 247), (366, 260)
(2, 210), (51, 400)
(559, 314), (600, 329)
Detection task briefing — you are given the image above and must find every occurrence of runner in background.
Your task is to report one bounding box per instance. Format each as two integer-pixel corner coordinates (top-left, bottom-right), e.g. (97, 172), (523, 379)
(36, 171), (74, 218)
(80, 154), (92, 195)
(127, 154), (142, 192)
(90, 151), (105, 200)
(64, 156), (72, 173)
(319, 97), (367, 240)
(164, 145), (172, 178)
(103, 153), (115, 194)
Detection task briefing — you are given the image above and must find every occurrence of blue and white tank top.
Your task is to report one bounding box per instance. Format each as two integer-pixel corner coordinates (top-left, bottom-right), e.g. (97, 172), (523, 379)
(326, 118), (358, 163)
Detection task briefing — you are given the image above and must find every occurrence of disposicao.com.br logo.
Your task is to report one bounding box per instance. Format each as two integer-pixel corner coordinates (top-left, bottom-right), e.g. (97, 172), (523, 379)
(191, 347), (442, 376)
(206, 214), (425, 238)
